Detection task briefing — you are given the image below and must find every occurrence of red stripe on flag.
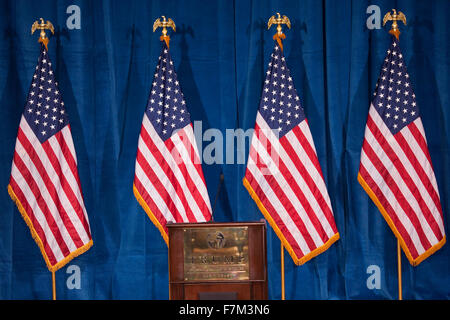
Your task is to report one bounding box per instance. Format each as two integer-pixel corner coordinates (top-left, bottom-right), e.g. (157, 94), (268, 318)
(54, 128), (83, 195)
(17, 129), (84, 248)
(9, 177), (59, 265)
(134, 176), (168, 235)
(248, 146), (317, 252)
(244, 169), (304, 256)
(12, 152), (71, 257)
(174, 127), (212, 219)
(163, 138), (209, 221)
(367, 117), (443, 242)
(40, 137), (91, 239)
(359, 165), (420, 259)
(291, 125), (324, 180)
(139, 125), (198, 222)
(279, 131), (337, 234)
(394, 129), (444, 225)
(408, 122), (433, 166)
(254, 124), (330, 243)
(160, 134), (210, 218)
(179, 124), (205, 181)
(362, 139), (432, 250)
(136, 148), (186, 222)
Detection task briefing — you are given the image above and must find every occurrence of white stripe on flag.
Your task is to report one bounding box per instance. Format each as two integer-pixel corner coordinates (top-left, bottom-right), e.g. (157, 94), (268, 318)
(360, 150), (425, 255)
(252, 134), (324, 247)
(402, 121), (441, 201)
(369, 107), (444, 238)
(13, 140), (77, 252)
(47, 132), (90, 237)
(256, 114), (335, 239)
(10, 165), (65, 261)
(20, 118), (90, 243)
(247, 155), (310, 254)
(285, 122), (333, 210)
(61, 126), (78, 165)
(137, 132), (189, 222)
(364, 118), (438, 245)
(172, 125), (212, 211)
(142, 115), (207, 222)
(135, 161), (176, 223)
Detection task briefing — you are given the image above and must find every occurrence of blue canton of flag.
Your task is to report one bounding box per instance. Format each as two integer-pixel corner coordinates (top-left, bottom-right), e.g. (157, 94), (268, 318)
(23, 45), (69, 143)
(372, 38), (419, 134)
(258, 44), (306, 138)
(145, 44), (191, 141)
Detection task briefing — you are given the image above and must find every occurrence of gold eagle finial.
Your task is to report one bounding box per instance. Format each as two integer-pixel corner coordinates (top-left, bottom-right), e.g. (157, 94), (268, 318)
(153, 16), (176, 48)
(267, 12), (291, 35)
(267, 13), (291, 51)
(383, 9), (407, 40)
(153, 16), (176, 36)
(31, 18), (54, 50)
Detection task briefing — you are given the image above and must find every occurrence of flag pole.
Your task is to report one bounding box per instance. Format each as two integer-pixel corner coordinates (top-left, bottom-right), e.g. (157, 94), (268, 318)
(268, 12), (291, 302)
(397, 240), (402, 300)
(153, 15), (176, 301)
(32, 19), (57, 301)
(382, 9), (407, 301)
(281, 242), (285, 300)
(52, 271), (56, 300)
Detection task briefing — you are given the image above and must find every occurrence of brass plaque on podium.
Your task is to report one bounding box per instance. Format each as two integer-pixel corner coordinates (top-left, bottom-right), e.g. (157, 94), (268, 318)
(183, 226), (249, 281)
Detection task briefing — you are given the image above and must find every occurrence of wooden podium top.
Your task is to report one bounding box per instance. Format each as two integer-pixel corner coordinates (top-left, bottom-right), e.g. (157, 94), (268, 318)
(166, 220), (267, 229)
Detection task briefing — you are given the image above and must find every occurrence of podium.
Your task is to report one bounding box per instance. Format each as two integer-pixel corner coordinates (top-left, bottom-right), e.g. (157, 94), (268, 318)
(167, 221), (268, 300)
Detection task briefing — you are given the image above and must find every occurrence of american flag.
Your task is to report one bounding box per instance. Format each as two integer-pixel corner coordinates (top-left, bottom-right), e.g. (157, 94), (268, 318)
(8, 45), (92, 272)
(133, 43), (212, 244)
(358, 37), (446, 266)
(243, 42), (339, 265)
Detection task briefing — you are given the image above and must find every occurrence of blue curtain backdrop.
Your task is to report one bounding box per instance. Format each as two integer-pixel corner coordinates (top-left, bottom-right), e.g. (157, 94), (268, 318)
(0, 0), (448, 299)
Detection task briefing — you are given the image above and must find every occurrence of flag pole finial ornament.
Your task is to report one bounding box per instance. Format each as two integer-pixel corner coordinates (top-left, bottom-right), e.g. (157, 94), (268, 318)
(383, 9), (407, 41)
(267, 12), (291, 51)
(153, 16), (176, 49)
(31, 18), (54, 50)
